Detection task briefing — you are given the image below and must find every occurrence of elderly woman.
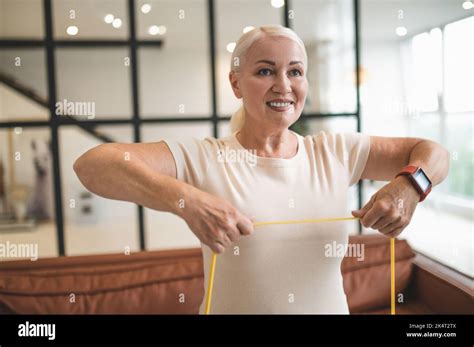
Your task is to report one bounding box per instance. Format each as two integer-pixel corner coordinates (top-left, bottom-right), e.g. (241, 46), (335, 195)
(74, 25), (449, 314)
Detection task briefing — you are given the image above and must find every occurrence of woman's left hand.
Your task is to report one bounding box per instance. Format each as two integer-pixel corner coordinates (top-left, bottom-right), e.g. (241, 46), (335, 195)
(351, 176), (421, 237)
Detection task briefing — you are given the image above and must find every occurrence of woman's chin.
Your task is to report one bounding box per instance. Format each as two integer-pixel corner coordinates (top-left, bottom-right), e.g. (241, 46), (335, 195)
(265, 108), (300, 122)
(266, 107), (294, 117)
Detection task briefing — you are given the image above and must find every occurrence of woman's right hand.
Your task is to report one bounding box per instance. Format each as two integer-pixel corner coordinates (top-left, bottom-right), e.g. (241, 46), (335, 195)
(179, 187), (254, 254)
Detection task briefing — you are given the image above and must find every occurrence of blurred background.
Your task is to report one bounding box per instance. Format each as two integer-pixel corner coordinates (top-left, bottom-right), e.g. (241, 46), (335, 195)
(0, 0), (472, 279)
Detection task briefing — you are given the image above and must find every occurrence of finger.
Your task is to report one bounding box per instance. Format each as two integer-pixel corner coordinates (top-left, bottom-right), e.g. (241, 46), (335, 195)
(225, 227), (240, 242)
(219, 231), (233, 247)
(352, 195), (376, 218)
(210, 241), (225, 254)
(361, 203), (386, 229)
(373, 215), (400, 230)
(237, 216), (254, 236)
(379, 218), (404, 235)
(370, 216), (385, 230)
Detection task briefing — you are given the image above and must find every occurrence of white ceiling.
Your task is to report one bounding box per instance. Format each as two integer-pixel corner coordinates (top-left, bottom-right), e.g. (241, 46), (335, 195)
(0, 0), (472, 46)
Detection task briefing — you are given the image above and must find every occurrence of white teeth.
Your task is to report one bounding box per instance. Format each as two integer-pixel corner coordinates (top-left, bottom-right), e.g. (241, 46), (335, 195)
(268, 102), (292, 107)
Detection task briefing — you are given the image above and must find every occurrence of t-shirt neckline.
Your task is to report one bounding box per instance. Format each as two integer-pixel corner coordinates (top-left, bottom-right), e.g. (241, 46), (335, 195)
(230, 130), (304, 167)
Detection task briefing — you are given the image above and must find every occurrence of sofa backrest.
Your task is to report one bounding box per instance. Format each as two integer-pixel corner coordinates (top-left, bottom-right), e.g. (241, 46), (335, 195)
(0, 235), (415, 314)
(0, 248), (204, 314)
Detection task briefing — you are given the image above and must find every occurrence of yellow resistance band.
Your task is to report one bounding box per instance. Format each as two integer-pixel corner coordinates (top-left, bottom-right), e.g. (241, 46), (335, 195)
(204, 216), (396, 315)
(390, 237), (395, 315)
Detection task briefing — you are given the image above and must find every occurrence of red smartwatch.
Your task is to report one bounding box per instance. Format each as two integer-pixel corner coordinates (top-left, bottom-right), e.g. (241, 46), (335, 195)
(395, 165), (432, 202)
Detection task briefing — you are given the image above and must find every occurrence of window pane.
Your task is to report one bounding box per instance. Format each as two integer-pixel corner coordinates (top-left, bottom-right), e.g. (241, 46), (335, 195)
(410, 29), (442, 112)
(361, 0), (467, 137)
(60, 125), (139, 256)
(0, 0), (44, 39)
(55, 48), (132, 119)
(405, 212), (472, 277)
(218, 120), (232, 138)
(138, 46), (211, 117)
(0, 48), (49, 121)
(141, 123), (212, 250)
(445, 113), (474, 199)
(293, 0), (356, 114)
(0, 127), (58, 261)
(359, 0), (473, 278)
(137, 0), (211, 117)
(444, 16), (474, 113)
(216, 0), (283, 116)
(407, 112), (441, 142)
(53, 0), (129, 40)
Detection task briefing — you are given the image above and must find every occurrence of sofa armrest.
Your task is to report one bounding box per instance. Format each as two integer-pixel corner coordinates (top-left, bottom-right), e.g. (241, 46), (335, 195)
(411, 253), (473, 314)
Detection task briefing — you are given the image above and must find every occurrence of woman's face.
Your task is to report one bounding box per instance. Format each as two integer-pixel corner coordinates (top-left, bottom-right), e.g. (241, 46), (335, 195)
(230, 35), (308, 131)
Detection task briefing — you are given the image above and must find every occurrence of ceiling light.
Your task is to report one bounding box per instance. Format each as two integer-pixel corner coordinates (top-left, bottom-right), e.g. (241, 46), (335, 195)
(148, 25), (159, 35)
(158, 25), (167, 35)
(104, 14), (114, 24)
(148, 25), (167, 36)
(462, 1), (473, 9)
(271, 0), (284, 8)
(66, 26), (78, 36)
(226, 42), (236, 53)
(395, 26), (407, 36)
(112, 18), (122, 28)
(141, 3), (152, 14)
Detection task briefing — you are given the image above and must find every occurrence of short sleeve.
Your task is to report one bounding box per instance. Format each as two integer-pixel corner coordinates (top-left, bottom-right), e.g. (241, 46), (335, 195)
(316, 131), (371, 187)
(162, 137), (213, 189)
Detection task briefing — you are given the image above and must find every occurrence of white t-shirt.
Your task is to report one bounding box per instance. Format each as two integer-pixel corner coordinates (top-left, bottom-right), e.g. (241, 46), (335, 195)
(164, 130), (370, 314)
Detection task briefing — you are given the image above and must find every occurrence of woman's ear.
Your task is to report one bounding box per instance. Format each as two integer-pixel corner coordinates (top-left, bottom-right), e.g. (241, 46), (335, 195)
(229, 71), (242, 99)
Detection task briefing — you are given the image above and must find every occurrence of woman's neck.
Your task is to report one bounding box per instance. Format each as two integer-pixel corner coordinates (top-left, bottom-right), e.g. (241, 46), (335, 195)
(236, 125), (298, 159)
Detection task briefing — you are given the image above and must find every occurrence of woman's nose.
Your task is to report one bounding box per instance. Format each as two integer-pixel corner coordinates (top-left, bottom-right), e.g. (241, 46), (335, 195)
(272, 73), (292, 94)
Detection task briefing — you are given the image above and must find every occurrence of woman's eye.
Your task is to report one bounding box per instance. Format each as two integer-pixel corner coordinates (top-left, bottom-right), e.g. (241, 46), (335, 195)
(258, 68), (273, 76)
(290, 69), (302, 77)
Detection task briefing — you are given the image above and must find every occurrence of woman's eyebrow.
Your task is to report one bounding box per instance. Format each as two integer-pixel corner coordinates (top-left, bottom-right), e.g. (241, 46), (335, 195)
(255, 59), (275, 65)
(255, 59), (303, 66)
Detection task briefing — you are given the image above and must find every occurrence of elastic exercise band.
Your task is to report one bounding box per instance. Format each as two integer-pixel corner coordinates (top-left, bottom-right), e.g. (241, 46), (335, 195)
(204, 216), (396, 315)
(390, 237), (395, 315)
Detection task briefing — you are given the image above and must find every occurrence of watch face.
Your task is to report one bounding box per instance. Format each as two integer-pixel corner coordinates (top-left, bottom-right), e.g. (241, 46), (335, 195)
(414, 169), (431, 192)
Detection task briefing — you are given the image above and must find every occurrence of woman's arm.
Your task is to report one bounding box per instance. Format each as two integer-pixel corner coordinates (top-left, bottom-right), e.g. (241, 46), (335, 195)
(73, 142), (182, 214)
(360, 136), (450, 185)
(353, 136), (450, 237)
(73, 142), (253, 253)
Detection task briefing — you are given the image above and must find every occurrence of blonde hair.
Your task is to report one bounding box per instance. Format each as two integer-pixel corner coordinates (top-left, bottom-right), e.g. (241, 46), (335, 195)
(229, 25), (308, 133)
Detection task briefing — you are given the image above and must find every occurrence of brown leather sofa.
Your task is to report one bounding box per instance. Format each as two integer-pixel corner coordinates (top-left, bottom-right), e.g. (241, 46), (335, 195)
(0, 234), (471, 314)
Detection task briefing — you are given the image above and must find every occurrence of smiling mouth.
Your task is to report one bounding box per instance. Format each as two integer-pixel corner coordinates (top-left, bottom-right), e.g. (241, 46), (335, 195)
(266, 101), (294, 111)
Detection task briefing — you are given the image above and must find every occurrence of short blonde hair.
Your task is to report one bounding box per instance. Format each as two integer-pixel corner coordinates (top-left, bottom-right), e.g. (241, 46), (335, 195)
(229, 25), (308, 132)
